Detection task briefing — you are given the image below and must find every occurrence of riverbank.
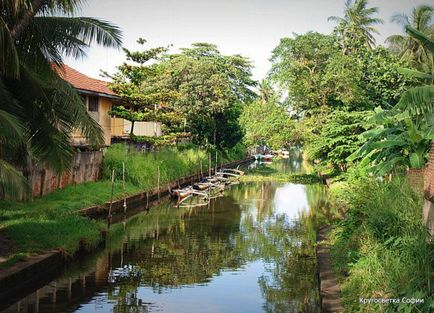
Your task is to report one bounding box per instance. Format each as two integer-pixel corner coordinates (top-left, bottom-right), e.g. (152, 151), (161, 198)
(325, 177), (434, 312)
(0, 144), (246, 265)
(0, 154), (251, 302)
(0, 157), (324, 312)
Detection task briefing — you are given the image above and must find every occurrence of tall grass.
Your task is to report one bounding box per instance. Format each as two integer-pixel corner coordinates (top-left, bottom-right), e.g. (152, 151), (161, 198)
(0, 181), (141, 257)
(102, 143), (246, 189)
(329, 177), (434, 312)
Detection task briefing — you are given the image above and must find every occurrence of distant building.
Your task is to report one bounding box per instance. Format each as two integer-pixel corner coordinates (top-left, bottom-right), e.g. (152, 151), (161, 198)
(57, 65), (162, 147)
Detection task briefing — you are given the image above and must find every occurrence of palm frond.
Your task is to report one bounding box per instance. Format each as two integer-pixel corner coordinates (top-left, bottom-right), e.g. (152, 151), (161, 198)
(397, 67), (434, 80)
(406, 25), (434, 53)
(34, 16), (122, 50)
(396, 85), (434, 116)
(0, 17), (20, 78)
(0, 159), (30, 200)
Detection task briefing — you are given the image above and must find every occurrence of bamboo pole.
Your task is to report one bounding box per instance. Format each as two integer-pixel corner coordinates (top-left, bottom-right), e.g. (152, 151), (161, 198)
(108, 169), (115, 228)
(122, 162), (127, 213)
(157, 165), (160, 199)
(215, 150), (218, 174)
(208, 153), (211, 177)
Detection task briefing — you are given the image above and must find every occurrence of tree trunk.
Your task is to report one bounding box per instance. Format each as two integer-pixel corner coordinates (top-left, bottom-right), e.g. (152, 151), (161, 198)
(11, 0), (46, 40)
(213, 122), (217, 147)
(130, 120), (135, 137)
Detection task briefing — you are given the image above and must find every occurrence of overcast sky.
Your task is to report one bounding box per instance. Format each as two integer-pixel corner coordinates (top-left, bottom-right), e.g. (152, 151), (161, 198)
(66, 0), (432, 81)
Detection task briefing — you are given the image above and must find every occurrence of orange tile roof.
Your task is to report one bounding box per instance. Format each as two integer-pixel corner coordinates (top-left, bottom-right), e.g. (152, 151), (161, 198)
(55, 64), (118, 98)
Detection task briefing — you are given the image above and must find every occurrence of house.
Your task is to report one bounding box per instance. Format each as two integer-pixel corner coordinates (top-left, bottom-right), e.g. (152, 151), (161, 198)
(57, 65), (162, 147)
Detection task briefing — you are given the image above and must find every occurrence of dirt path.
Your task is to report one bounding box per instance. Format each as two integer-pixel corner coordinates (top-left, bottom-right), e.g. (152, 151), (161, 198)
(317, 226), (344, 313)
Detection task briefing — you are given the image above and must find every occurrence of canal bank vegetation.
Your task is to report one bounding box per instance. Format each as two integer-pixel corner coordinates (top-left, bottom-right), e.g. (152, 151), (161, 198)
(329, 178), (434, 312)
(0, 181), (140, 257)
(0, 143), (245, 263)
(262, 1), (434, 311)
(103, 143), (245, 189)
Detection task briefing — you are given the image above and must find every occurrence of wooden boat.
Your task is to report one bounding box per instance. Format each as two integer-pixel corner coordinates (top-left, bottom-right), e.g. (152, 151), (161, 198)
(171, 186), (193, 200)
(263, 154), (273, 161)
(254, 154), (273, 161)
(221, 168), (245, 176)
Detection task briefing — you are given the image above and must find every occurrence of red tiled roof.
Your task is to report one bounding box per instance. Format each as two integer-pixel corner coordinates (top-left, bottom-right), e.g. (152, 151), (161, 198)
(55, 64), (118, 97)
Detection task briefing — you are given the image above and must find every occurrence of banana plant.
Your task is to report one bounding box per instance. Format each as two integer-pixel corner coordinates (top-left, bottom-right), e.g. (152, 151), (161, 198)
(349, 108), (434, 176)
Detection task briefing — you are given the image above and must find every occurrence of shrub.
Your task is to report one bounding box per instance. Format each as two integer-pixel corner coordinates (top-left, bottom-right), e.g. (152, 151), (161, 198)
(329, 178), (434, 312)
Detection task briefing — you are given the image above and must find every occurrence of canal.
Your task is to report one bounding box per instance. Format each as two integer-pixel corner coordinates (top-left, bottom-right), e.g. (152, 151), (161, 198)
(1, 155), (328, 313)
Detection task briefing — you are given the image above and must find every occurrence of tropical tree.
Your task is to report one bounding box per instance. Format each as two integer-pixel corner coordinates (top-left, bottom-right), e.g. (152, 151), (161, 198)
(307, 110), (372, 172)
(328, 0), (383, 52)
(270, 32), (339, 115)
(386, 5), (434, 75)
(240, 100), (294, 150)
(270, 32), (410, 116)
(105, 38), (181, 138)
(156, 43), (257, 148)
(0, 0), (122, 198)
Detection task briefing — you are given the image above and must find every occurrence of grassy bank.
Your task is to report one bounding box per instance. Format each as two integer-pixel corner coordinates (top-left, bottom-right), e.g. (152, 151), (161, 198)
(328, 178), (434, 312)
(102, 143), (245, 189)
(0, 181), (141, 257)
(0, 144), (245, 265)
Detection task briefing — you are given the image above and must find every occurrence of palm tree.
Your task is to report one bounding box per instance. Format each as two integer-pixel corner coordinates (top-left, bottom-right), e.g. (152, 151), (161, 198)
(386, 5), (434, 75)
(258, 79), (277, 105)
(0, 0), (122, 198)
(328, 0), (383, 52)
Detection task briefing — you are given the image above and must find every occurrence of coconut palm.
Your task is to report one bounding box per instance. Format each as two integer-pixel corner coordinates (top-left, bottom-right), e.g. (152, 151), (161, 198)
(386, 5), (434, 75)
(328, 0), (383, 52)
(0, 0), (122, 198)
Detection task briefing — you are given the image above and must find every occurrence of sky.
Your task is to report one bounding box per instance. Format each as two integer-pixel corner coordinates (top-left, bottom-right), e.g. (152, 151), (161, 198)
(66, 0), (432, 81)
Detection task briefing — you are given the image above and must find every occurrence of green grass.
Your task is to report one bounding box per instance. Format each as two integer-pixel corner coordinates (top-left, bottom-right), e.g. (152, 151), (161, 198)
(102, 143), (245, 189)
(0, 144), (245, 267)
(240, 173), (322, 184)
(0, 181), (141, 259)
(328, 177), (434, 312)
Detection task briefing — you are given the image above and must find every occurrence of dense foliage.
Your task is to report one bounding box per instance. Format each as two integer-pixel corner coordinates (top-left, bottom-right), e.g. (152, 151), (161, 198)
(240, 100), (294, 150)
(108, 41), (257, 149)
(0, 0), (122, 199)
(156, 43), (257, 148)
(330, 178), (434, 312)
(306, 110), (372, 172)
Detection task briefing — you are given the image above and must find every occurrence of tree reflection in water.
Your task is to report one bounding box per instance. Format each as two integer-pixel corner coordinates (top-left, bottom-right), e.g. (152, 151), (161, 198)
(1, 158), (327, 313)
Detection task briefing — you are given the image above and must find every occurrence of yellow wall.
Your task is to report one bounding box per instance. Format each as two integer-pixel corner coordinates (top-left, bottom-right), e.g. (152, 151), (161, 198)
(111, 117), (126, 137)
(99, 97), (112, 146)
(71, 95), (114, 147)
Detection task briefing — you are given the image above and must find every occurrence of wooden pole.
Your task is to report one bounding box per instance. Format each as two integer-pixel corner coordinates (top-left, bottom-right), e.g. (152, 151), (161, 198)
(215, 150), (218, 174)
(157, 165), (160, 199)
(122, 162), (127, 213)
(208, 153), (211, 177)
(108, 169), (115, 228)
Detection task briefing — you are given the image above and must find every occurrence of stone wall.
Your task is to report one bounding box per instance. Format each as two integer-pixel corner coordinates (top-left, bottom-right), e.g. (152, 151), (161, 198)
(423, 142), (434, 235)
(29, 151), (103, 197)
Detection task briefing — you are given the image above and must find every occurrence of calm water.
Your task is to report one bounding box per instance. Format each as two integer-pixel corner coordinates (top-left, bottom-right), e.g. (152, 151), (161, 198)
(1, 155), (328, 313)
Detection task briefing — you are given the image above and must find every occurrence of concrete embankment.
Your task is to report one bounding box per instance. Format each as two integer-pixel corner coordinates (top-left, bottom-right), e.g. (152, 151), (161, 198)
(316, 226), (344, 313)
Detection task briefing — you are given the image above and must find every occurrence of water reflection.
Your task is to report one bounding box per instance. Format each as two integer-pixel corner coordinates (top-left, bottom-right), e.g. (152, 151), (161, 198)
(1, 158), (327, 313)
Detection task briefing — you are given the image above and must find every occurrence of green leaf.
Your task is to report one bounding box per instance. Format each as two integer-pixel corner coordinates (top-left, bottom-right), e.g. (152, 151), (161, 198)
(409, 152), (425, 168)
(396, 86), (434, 117)
(397, 67), (434, 80)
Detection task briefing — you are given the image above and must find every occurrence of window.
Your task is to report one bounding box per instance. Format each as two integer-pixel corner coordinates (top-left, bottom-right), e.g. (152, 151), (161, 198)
(88, 96), (99, 112)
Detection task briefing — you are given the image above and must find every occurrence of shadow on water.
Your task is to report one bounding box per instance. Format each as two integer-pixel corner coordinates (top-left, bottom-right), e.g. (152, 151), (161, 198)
(1, 154), (329, 313)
